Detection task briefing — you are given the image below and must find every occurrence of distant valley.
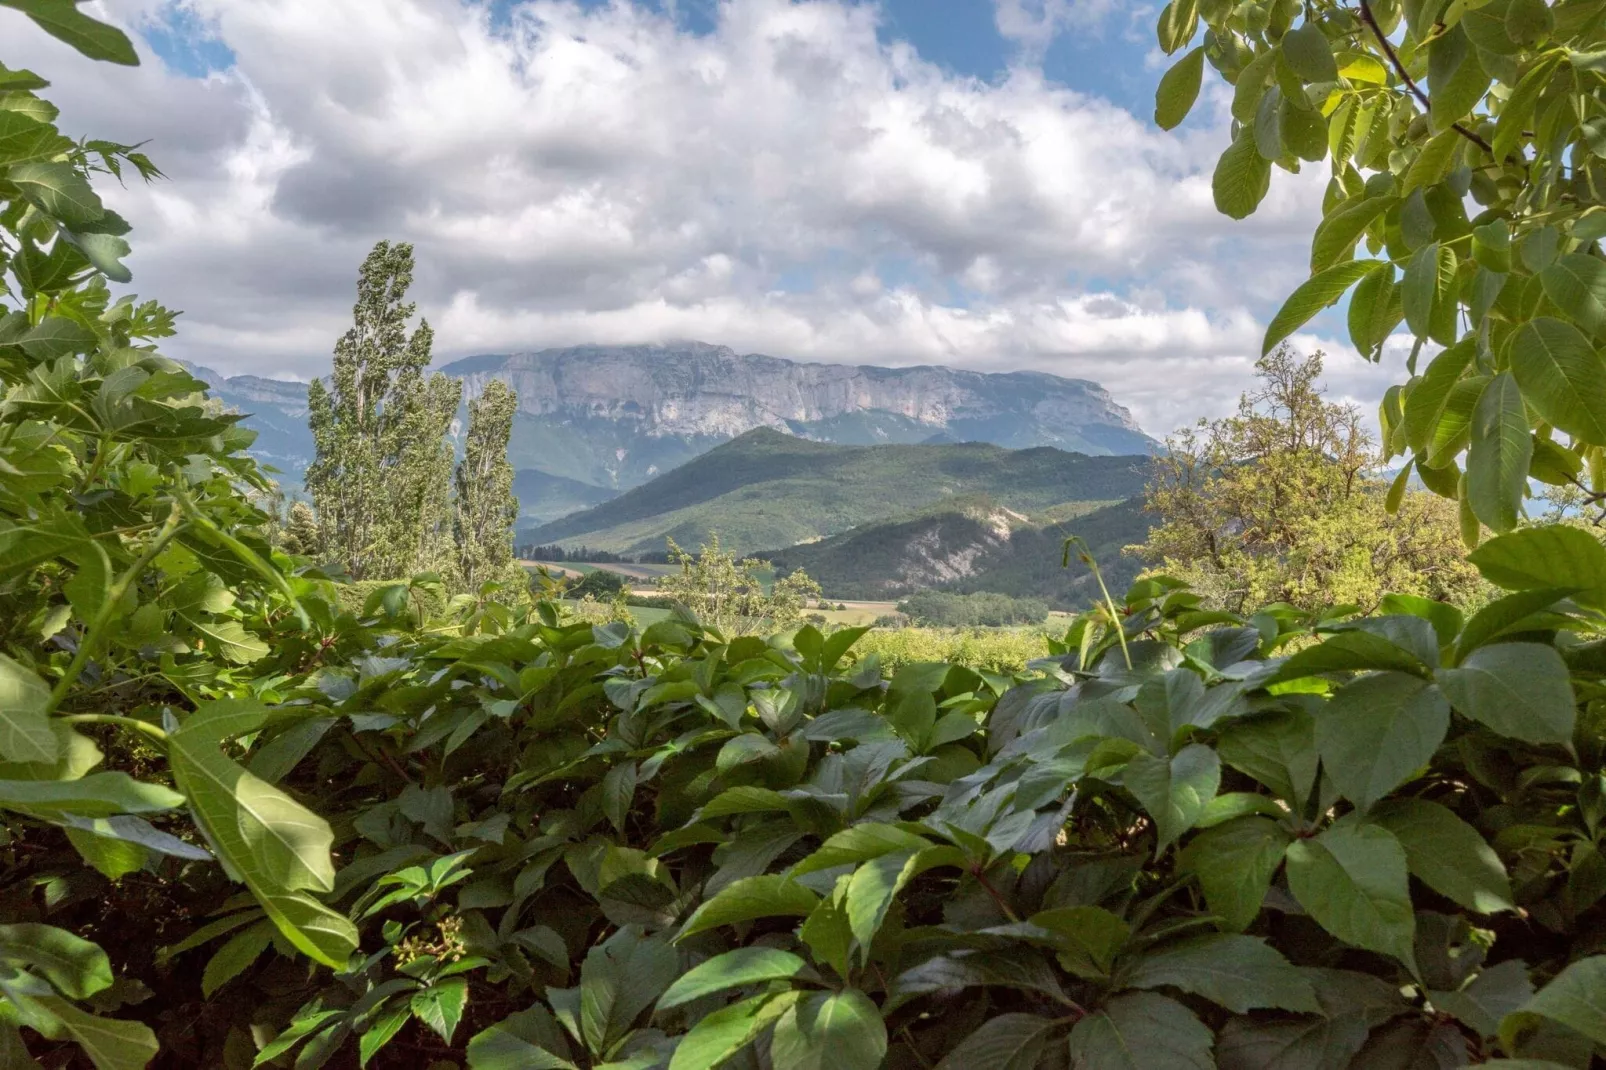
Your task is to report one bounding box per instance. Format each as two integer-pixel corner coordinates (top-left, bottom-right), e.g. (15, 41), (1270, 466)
(189, 341), (1155, 526)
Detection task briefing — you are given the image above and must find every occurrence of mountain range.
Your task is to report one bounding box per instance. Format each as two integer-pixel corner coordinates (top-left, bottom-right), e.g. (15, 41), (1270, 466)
(188, 342), (1155, 525)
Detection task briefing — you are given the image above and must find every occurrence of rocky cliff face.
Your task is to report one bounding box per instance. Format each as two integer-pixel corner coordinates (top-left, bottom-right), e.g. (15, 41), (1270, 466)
(443, 342), (1152, 457)
(186, 343), (1155, 523)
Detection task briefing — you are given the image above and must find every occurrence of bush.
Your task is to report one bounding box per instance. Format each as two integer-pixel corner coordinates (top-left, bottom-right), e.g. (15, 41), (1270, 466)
(897, 589), (1051, 627)
(568, 567), (627, 600)
(853, 625), (1050, 672)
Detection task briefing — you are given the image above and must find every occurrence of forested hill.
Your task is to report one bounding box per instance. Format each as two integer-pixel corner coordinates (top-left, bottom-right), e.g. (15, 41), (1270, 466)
(526, 427), (1151, 557)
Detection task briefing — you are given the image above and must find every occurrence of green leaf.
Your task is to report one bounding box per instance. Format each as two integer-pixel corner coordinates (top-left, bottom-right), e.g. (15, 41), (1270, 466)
(769, 989), (887, 1070)
(1155, 46), (1204, 130)
(466, 1006), (578, 1070)
(0, 0), (138, 64)
(1404, 337), (1476, 456)
(1432, 960), (1534, 1038)
(1402, 129), (1461, 196)
(1506, 318), (1606, 446)
(934, 1014), (1060, 1070)
(200, 920), (272, 998)
(33, 998), (157, 1070)
(1123, 743), (1220, 851)
(1263, 259), (1379, 354)
(1501, 956), (1606, 1050)
(1316, 671), (1449, 813)
(0, 771), (183, 818)
(411, 978), (469, 1044)
(984, 906), (1129, 979)
(0, 923), (111, 998)
(1125, 933), (1318, 1013)
(1369, 799), (1512, 914)
(1454, 588), (1576, 659)
(1428, 27), (1489, 133)
(1275, 629), (1433, 680)
(1349, 257), (1402, 358)
(1312, 197), (1391, 272)
(791, 824), (930, 876)
(579, 927), (678, 1053)
(1436, 643), (1576, 745)
(657, 948), (805, 1010)
(1156, 0), (1198, 53)
(1467, 372), (1531, 533)
(846, 846), (960, 954)
(1066, 992), (1214, 1070)
(1218, 709), (1318, 807)
(1286, 819), (1417, 969)
(167, 699), (356, 967)
(677, 875), (819, 940)
(0, 653), (57, 765)
(1213, 125), (1272, 221)
(1539, 254), (1606, 339)
(1469, 525), (1606, 604)
(1281, 21), (1337, 82)
(1216, 1013), (1370, 1070)
(7, 161), (103, 226)
(666, 992), (800, 1070)
(188, 618), (270, 665)
(1178, 816), (1293, 932)
(18, 315), (97, 360)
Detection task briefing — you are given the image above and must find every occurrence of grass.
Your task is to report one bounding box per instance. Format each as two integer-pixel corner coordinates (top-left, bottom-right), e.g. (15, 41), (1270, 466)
(848, 626), (1057, 673)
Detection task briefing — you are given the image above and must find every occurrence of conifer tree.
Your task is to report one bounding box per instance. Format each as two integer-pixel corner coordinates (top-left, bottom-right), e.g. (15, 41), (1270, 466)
(454, 379), (520, 588)
(284, 501), (321, 558)
(305, 241), (459, 579)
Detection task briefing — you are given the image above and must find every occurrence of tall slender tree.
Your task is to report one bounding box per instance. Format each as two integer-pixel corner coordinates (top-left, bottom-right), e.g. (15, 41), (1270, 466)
(305, 241), (459, 579)
(454, 379), (520, 588)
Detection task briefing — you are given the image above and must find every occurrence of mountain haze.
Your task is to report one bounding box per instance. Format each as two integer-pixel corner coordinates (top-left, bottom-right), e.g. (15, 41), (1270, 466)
(185, 342), (1155, 523)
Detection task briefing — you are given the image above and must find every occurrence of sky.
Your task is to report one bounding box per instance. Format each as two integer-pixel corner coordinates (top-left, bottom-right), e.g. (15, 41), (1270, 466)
(16, 0), (1398, 437)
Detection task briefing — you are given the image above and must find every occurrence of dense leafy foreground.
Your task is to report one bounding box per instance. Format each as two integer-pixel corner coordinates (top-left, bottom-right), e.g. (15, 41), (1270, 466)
(7, 343), (1606, 1070)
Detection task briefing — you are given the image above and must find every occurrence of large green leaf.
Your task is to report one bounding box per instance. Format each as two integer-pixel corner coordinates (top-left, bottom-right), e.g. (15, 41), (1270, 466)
(0, 0), (139, 64)
(1436, 643), (1575, 745)
(1432, 960), (1534, 1038)
(1154, 47), (1204, 130)
(768, 989), (887, 1070)
(1506, 318), (1606, 445)
(934, 1015), (1061, 1070)
(657, 948), (804, 1010)
(0, 652), (57, 764)
(1467, 373), (1531, 533)
(677, 875), (819, 940)
(0, 772), (183, 818)
(1369, 799), (1512, 914)
(199, 920), (271, 998)
(465, 1006), (577, 1070)
(1262, 260), (1379, 354)
(845, 846), (961, 954)
(0, 923), (111, 998)
(1312, 197), (1392, 272)
(32, 997), (157, 1070)
(1316, 672), (1448, 813)
(1404, 337), (1476, 455)
(167, 699), (356, 967)
(984, 906), (1130, 979)
(1066, 991), (1214, 1070)
(1214, 126), (1271, 221)
(1215, 1012), (1370, 1070)
(1281, 20), (1337, 82)
(1539, 253), (1606, 338)
(1501, 956), (1606, 1050)
(578, 927), (678, 1053)
(1178, 816), (1291, 933)
(1217, 710), (1317, 807)
(7, 160), (103, 227)
(1123, 743), (1220, 850)
(1468, 525), (1606, 605)
(666, 992), (800, 1070)
(411, 978), (469, 1044)
(1286, 819), (1417, 969)
(1125, 933), (1317, 1013)
(791, 824), (930, 876)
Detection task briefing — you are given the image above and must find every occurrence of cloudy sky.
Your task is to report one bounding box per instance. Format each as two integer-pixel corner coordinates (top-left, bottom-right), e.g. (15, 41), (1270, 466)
(19, 0), (1396, 436)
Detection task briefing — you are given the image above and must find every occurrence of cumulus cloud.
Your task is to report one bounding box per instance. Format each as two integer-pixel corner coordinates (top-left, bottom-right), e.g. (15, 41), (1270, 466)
(16, 0), (1340, 435)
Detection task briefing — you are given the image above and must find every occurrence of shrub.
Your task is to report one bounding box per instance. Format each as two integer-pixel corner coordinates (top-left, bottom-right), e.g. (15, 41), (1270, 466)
(897, 589), (1051, 627)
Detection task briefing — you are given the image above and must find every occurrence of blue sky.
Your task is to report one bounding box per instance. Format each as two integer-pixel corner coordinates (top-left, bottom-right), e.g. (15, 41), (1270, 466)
(26, 0), (1382, 435)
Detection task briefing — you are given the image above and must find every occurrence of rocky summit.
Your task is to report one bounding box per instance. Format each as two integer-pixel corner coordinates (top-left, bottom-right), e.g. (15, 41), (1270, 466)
(187, 342), (1154, 524)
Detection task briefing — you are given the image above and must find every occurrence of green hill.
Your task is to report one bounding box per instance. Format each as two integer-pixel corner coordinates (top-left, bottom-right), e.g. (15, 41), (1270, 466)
(524, 428), (1151, 557)
(763, 495), (1153, 611)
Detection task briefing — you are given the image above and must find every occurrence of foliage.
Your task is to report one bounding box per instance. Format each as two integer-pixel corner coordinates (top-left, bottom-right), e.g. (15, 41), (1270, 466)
(896, 589), (1051, 627)
(569, 568), (629, 601)
(1155, 0), (1606, 537)
(850, 626), (1052, 672)
(305, 240), (460, 580)
(1133, 346), (1483, 612)
(455, 380), (520, 589)
(658, 535), (824, 637)
(530, 427), (1150, 558)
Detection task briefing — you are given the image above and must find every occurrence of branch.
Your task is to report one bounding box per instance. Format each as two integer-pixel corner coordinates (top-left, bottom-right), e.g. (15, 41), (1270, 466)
(1356, 0), (1493, 154)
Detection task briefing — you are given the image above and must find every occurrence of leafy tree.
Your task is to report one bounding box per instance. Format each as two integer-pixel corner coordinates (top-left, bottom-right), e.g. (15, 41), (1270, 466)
(896, 589), (1051, 626)
(659, 534), (823, 635)
(305, 241), (459, 580)
(453, 379), (519, 588)
(1133, 345), (1482, 611)
(568, 567), (627, 600)
(1154, 0), (1606, 538)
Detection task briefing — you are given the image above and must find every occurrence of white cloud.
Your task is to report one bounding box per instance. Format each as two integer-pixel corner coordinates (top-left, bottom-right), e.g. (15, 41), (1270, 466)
(16, 0), (1340, 436)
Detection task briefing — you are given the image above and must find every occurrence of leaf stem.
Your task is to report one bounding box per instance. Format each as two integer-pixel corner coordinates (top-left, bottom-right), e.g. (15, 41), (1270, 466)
(63, 713), (168, 745)
(47, 500), (184, 714)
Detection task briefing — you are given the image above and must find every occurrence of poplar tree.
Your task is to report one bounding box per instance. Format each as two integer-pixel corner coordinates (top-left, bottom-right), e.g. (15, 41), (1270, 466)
(454, 379), (520, 588)
(305, 241), (459, 580)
